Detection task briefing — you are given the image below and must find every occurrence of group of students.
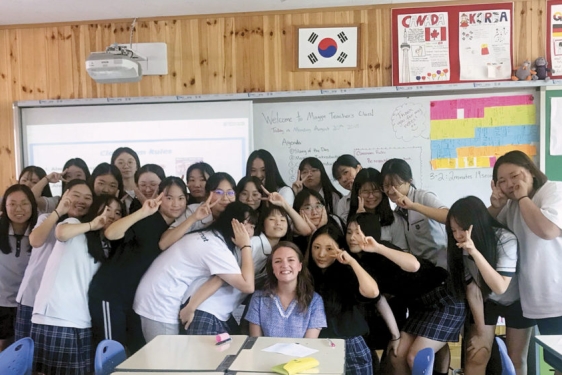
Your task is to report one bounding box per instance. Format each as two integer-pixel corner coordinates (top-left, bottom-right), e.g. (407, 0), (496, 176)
(0, 146), (561, 375)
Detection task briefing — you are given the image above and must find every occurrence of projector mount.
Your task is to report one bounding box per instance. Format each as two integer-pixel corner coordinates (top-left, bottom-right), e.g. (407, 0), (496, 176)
(105, 43), (146, 61)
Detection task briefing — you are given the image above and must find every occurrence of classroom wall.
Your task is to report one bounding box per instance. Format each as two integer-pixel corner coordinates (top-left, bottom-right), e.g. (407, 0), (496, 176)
(0, 0), (547, 189)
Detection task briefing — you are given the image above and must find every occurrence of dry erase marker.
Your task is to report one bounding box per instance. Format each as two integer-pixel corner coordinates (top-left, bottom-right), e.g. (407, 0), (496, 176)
(326, 338), (335, 348)
(216, 337), (232, 346)
(216, 332), (231, 346)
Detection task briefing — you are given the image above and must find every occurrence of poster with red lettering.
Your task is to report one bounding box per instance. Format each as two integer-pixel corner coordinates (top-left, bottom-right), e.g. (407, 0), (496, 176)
(547, 0), (562, 78)
(395, 11), (450, 84)
(458, 9), (512, 80)
(392, 3), (514, 85)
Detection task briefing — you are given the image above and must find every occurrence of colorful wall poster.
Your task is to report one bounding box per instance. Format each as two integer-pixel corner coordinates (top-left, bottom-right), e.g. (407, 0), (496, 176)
(458, 9), (512, 81)
(396, 12), (450, 84)
(549, 3), (562, 76)
(430, 95), (538, 170)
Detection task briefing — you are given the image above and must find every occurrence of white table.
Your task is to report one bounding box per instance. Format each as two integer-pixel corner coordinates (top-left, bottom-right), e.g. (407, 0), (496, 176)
(535, 335), (562, 371)
(227, 337), (345, 374)
(115, 335), (248, 372)
(113, 373), (224, 375)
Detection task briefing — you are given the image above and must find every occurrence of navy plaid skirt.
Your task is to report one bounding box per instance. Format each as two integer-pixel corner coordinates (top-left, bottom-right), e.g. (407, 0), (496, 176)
(14, 303), (33, 340)
(403, 284), (466, 342)
(30, 323), (93, 375)
(184, 310), (229, 335)
(345, 336), (373, 375)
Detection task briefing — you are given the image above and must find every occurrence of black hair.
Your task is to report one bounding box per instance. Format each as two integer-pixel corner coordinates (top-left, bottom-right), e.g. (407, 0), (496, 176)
(246, 150), (289, 192)
(82, 195), (126, 263)
(380, 158), (415, 188)
(298, 157), (342, 214)
(0, 184), (38, 254)
(58, 180), (94, 223)
(208, 201), (258, 253)
(204, 172), (237, 197)
(88, 163), (124, 198)
(186, 162), (216, 205)
(62, 158), (90, 192)
(257, 203), (293, 241)
(332, 154), (361, 180)
(446, 196), (508, 299)
(236, 176), (265, 210)
(346, 213), (382, 242)
(293, 188), (326, 212)
(306, 223), (350, 317)
(349, 168), (394, 226)
(158, 176), (188, 196)
(111, 147), (141, 172)
(19, 166), (52, 197)
(492, 150), (547, 191)
(134, 164), (166, 184)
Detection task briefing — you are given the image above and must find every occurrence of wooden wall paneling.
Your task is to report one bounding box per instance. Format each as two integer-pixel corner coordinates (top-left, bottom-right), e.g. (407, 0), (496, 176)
(57, 26), (75, 99)
(223, 17), (237, 94)
(234, 15), (265, 93)
(262, 14), (279, 92)
(179, 19), (203, 94)
(202, 17), (225, 94)
(281, 14), (295, 91)
(0, 29), (16, 188)
(167, 19), (183, 95)
(534, 0), (547, 60)
(514, 1), (533, 65)
(137, 20), (156, 96)
(45, 26), (61, 99)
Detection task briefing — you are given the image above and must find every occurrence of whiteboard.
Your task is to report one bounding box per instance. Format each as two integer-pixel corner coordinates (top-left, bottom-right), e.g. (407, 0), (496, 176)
(254, 90), (539, 207)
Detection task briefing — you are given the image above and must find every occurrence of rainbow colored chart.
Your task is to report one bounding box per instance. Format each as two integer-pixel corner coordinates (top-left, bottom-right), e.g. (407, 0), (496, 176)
(430, 95), (538, 170)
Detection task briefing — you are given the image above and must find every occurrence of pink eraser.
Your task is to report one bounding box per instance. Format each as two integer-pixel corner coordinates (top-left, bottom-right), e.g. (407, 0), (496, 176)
(216, 333), (230, 343)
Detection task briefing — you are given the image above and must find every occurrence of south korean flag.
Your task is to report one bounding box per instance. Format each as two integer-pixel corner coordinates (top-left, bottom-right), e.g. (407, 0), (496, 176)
(298, 27), (358, 69)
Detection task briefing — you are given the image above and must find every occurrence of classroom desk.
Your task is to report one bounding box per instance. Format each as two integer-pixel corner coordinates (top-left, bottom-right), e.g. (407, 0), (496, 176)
(227, 337), (346, 374)
(114, 335), (247, 372)
(535, 335), (562, 371)
(113, 373), (224, 375)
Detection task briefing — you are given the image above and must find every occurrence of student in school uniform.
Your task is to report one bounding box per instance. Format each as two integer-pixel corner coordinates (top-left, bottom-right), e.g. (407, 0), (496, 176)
(88, 162), (124, 198)
(293, 157), (342, 215)
(0, 185), (37, 351)
(186, 162), (215, 205)
(380, 158), (465, 375)
(30, 157), (91, 214)
(246, 149), (294, 206)
(111, 147), (141, 213)
(133, 202), (257, 341)
(19, 166), (52, 197)
(15, 180), (94, 341)
(307, 224), (379, 375)
(159, 172), (236, 250)
(245, 241), (327, 338)
(332, 154), (362, 223)
(292, 189), (342, 253)
(448, 196), (534, 375)
(349, 168), (408, 250)
(88, 177), (188, 353)
(490, 151), (562, 374)
(129, 164), (166, 214)
(236, 176), (266, 212)
(31, 194), (123, 375)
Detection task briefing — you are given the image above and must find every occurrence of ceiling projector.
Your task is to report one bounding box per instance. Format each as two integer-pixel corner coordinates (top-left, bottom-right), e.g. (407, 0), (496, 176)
(86, 44), (143, 84)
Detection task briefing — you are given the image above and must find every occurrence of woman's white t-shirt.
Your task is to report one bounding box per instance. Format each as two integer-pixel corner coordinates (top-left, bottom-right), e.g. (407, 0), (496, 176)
(133, 230), (241, 324)
(32, 218), (101, 328)
(497, 181), (562, 319)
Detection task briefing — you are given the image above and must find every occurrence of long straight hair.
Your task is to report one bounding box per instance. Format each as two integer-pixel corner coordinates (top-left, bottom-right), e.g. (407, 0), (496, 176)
(19, 166), (52, 197)
(0, 184), (38, 254)
(207, 201), (258, 253)
(246, 150), (289, 192)
(299, 157), (342, 214)
(446, 196), (508, 299)
(349, 168), (394, 226)
(62, 158), (90, 192)
(88, 163), (124, 198)
(82, 195), (126, 263)
(264, 241), (314, 312)
(187, 162), (215, 205)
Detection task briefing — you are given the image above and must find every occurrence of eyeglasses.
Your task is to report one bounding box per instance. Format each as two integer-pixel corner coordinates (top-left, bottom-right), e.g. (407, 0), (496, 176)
(7, 202), (31, 210)
(214, 189), (236, 198)
(359, 189), (382, 197)
(301, 204), (324, 213)
(382, 181), (407, 191)
(239, 191), (262, 200)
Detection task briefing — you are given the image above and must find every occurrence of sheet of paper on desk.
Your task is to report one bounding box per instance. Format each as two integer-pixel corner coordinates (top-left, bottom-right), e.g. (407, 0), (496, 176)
(558, 338), (562, 345)
(262, 343), (319, 358)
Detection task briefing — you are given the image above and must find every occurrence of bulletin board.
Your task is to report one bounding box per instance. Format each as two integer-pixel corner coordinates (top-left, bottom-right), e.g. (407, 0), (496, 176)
(392, 3), (514, 85)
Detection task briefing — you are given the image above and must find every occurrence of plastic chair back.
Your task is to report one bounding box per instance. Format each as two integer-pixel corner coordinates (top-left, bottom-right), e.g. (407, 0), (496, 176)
(0, 337), (34, 375)
(495, 336), (516, 375)
(94, 339), (127, 375)
(412, 347), (435, 375)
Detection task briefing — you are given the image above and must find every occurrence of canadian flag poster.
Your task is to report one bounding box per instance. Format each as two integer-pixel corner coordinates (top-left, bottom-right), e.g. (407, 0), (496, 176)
(297, 26), (359, 69)
(425, 27), (447, 41)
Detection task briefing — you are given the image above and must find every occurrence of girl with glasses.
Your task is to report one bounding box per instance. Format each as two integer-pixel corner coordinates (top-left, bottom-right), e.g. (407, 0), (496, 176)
(236, 176), (265, 211)
(159, 172), (236, 250)
(129, 164), (166, 214)
(294, 157), (342, 215)
(0, 185), (37, 350)
(111, 147), (141, 214)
